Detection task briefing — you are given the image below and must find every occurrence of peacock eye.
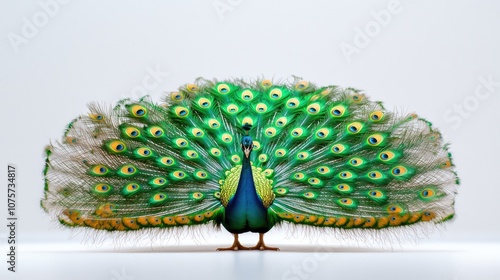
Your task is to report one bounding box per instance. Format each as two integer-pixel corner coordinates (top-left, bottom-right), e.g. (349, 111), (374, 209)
(171, 92), (184, 101)
(174, 106), (189, 118)
(217, 84), (230, 94)
(270, 88), (282, 99)
(330, 105), (347, 118)
(346, 122), (363, 134)
(262, 79), (272, 87)
(352, 94), (363, 102)
(256, 103), (268, 113)
(227, 104), (239, 113)
(295, 80), (309, 90)
(287, 98), (299, 108)
(186, 84), (198, 92)
(307, 103), (321, 115)
(370, 111), (384, 121)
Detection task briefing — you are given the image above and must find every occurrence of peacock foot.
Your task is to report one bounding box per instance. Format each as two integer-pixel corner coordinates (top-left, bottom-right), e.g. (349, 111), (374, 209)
(249, 233), (280, 251)
(217, 234), (252, 251)
(250, 244), (280, 251)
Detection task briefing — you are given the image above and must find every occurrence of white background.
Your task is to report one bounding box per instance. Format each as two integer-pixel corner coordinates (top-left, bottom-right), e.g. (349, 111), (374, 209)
(1, 0), (500, 279)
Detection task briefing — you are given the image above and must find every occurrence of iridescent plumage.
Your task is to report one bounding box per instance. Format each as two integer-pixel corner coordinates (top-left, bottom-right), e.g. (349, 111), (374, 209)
(42, 77), (459, 250)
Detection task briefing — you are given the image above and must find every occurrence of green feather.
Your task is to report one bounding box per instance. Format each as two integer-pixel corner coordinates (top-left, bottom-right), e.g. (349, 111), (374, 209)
(41, 77), (459, 250)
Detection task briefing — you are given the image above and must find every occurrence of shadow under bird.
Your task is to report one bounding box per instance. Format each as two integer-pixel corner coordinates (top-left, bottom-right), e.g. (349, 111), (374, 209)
(41, 78), (459, 250)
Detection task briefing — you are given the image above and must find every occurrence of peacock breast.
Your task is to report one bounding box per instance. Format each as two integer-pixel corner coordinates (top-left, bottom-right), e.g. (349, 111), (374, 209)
(219, 163), (276, 233)
(219, 164), (275, 208)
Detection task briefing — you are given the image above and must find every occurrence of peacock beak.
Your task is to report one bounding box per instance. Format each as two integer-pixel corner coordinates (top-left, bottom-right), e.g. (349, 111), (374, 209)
(243, 147), (251, 158)
(242, 144), (252, 158)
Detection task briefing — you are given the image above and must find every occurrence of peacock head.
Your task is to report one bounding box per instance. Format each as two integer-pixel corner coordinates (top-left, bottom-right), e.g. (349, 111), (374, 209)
(241, 136), (254, 158)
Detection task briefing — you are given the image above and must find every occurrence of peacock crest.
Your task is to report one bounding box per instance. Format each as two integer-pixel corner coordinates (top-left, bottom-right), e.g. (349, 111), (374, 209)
(42, 77), (459, 250)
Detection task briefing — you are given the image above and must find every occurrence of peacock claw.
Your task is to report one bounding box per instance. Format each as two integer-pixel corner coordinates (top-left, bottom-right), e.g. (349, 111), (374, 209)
(217, 234), (252, 251)
(216, 244), (252, 251)
(251, 245), (280, 251)
(249, 233), (280, 251)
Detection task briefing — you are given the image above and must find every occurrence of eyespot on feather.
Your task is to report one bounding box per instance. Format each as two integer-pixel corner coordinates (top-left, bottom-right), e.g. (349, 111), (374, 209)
(265, 127), (278, 138)
(207, 119), (221, 129)
(240, 89), (254, 101)
(255, 103), (268, 113)
(123, 126), (141, 139)
(173, 106), (189, 118)
(191, 128), (205, 138)
(225, 104), (240, 115)
(197, 97), (212, 108)
(186, 83), (198, 92)
(306, 103), (322, 115)
(170, 92), (185, 101)
(286, 98), (300, 109)
(295, 80), (309, 90)
(149, 193), (168, 206)
(117, 164), (138, 177)
(269, 88), (282, 99)
(129, 105), (147, 118)
(105, 140), (127, 154)
(370, 111), (384, 122)
(330, 105), (347, 118)
(217, 83), (231, 94)
(149, 177), (168, 188)
(346, 122), (364, 134)
(90, 165), (111, 176)
(93, 183), (113, 195)
(189, 192), (205, 201)
(89, 113), (104, 121)
(261, 79), (272, 87)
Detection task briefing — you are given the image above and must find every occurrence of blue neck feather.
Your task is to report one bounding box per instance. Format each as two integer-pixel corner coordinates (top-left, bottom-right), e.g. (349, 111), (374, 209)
(234, 155), (261, 204)
(223, 134), (269, 233)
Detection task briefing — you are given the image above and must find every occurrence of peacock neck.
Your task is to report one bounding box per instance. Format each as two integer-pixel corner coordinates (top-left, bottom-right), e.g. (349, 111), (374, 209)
(236, 156), (257, 198)
(222, 135), (269, 233)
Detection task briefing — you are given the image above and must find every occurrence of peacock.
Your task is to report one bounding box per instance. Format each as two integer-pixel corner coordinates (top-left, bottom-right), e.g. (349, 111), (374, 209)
(41, 77), (459, 251)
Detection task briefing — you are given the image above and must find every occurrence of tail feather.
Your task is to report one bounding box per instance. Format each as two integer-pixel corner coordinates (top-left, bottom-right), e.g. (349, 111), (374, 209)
(42, 77), (459, 235)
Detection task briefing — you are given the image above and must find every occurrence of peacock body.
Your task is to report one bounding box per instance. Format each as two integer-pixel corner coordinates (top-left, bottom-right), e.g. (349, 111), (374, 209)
(42, 77), (459, 250)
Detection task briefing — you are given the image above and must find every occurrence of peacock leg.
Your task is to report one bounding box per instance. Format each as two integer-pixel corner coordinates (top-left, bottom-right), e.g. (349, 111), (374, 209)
(217, 234), (252, 251)
(250, 233), (280, 251)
